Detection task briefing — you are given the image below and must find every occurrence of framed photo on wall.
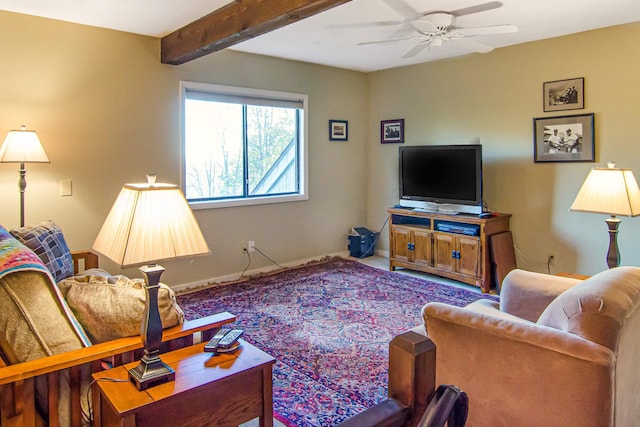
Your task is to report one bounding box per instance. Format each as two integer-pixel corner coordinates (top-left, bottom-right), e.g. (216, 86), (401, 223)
(533, 113), (595, 163)
(329, 120), (348, 141)
(381, 119), (404, 144)
(543, 77), (584, 112)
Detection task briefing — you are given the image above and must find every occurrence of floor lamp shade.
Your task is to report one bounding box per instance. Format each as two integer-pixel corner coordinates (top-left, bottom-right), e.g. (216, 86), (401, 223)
(0, 125), (50, 227)
(570, 164), (640, 268)
(0, 126), (49, 164)
(92, 175), (210, 390)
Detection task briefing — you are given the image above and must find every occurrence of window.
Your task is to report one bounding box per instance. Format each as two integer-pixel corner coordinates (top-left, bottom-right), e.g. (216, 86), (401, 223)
(181, 81), (308, 209)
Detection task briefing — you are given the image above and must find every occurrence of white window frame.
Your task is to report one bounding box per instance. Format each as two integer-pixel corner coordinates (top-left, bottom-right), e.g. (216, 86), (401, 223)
(180, 81), (309, 210)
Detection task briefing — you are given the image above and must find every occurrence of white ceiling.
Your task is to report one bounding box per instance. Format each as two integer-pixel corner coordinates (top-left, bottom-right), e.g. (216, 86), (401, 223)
(2, 0), (639, 72)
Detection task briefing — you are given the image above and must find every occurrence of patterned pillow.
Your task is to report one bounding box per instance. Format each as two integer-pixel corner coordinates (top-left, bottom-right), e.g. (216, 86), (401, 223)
(10, 220), (74, 282)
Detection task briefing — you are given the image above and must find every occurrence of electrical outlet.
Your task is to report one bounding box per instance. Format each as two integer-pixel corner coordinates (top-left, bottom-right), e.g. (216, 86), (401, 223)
(242, 241), (256, 253)
(547, 254), (556, 265)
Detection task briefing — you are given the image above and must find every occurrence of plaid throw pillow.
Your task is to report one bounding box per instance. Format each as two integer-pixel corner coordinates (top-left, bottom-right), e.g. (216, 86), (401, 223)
(10, 221), (74, 282)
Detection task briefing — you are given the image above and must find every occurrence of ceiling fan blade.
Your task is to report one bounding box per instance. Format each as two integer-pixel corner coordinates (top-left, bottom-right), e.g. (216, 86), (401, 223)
(410, 19), (438, 33)
(358, 37), (412, 46)
(328, 20), (405, 29)
(382, 0), (421, 19)
(402, 42), (430, 58)
(454, 37), (495, 53)
(450, 1), (503, 17)
(386, 25), (418, 40)
(455, 24), (518, 36)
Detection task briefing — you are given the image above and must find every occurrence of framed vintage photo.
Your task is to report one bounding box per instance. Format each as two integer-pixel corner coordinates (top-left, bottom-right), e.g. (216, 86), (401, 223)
(329, 120), (348, 141)
(543, 77), (584, 112)
(381, 119), (404, 144)
(533, 113), (595, 163)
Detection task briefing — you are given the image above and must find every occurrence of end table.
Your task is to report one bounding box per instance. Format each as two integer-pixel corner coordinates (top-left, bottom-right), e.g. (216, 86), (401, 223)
(92, 339), (275, 427)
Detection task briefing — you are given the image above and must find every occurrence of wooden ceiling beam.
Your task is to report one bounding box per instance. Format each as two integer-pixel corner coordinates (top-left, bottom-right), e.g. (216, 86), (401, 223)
(161, 0), (351, 65)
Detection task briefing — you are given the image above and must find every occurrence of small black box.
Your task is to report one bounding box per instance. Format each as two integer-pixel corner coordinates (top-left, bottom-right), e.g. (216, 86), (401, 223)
(348, 227), (378, 258)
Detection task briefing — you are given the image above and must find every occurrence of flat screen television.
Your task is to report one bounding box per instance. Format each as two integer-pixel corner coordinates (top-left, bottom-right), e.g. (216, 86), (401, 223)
(398, 144), (483, 215)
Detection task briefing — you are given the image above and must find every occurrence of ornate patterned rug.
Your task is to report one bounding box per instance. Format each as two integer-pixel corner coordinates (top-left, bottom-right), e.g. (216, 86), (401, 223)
(177, 257), (498, 427)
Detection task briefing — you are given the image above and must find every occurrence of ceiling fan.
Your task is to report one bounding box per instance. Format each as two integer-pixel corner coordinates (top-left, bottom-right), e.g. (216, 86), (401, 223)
(357, 1), (518, 57)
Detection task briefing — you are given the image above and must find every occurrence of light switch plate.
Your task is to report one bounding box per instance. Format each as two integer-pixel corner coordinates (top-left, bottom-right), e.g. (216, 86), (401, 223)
(60, 180), (72, 196)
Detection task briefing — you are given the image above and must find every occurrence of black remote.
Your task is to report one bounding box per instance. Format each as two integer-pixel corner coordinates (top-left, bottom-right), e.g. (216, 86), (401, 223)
(204, 327), (232, 353)
(217, 329), (244, 349)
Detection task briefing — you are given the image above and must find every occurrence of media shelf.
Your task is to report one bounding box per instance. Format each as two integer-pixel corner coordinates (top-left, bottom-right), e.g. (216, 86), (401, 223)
(388, 208), (512, 293)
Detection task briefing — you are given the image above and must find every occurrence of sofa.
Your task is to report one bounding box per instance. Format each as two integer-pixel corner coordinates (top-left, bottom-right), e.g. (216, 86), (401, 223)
(348, 266), (640, 426)
(0, 221), (235, 426)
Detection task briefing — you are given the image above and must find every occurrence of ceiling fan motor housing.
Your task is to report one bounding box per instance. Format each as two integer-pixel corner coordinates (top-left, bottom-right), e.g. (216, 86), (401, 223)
(422, 12), (455, 30)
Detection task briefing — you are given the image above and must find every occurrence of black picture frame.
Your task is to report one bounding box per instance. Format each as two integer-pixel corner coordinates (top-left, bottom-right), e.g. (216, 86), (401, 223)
(543, 77), (584, 112)
(533, 113), (595, 163)
(381, 119), (404, 144)
(329, 120), (348, 141)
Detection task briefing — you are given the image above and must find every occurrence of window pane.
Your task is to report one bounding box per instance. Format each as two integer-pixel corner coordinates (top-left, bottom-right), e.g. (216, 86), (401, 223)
(246, 106), (298, 196)
(184, 100), (243, 200)
(182, 81), (307, 207)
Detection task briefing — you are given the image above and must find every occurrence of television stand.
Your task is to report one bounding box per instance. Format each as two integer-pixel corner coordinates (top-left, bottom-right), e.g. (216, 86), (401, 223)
(388, 208), (512, 293)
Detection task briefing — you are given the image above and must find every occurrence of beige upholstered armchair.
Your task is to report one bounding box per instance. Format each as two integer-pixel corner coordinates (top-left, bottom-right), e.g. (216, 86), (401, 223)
(408, 267), (640, 426)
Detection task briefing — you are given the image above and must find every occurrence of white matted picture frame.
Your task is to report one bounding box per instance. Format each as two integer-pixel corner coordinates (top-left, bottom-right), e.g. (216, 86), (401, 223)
(329, 120), (348, 141)
(543, 77), (584, 112)
(533, 113), (595, 163)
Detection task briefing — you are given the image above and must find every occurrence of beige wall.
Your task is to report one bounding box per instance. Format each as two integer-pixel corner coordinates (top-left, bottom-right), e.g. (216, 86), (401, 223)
(2, 10), (639, 285)
(0, 11), (369, 287)
(367, 23), (640, 275)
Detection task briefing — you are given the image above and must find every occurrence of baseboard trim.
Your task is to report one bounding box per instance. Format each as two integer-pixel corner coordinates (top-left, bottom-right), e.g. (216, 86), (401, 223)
(173, 250), (350, 294)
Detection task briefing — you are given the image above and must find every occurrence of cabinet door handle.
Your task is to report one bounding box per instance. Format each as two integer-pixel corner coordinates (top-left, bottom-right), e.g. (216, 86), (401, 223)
(451, 250), (461, 259)
(408, 243), (415, 251)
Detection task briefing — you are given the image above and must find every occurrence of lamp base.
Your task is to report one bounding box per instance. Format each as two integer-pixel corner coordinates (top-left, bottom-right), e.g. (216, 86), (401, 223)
(129, 264), (175, 390)
(605, 216), (621, 269)
(128, 354), (175, 390)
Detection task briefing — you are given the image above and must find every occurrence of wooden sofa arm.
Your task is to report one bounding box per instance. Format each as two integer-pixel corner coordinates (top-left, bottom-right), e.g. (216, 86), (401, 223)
(0, 312), (236, 427)
(71, 250), (100, 274)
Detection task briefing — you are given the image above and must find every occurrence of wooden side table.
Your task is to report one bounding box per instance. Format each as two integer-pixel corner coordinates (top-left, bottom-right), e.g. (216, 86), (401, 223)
(556, 272), (590, 280)
(92, 339), (275, 427)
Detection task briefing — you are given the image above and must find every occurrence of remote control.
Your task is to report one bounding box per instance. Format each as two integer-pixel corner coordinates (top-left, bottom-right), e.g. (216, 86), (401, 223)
(217, 329), (244, 349)
(204, 327), (233, 353)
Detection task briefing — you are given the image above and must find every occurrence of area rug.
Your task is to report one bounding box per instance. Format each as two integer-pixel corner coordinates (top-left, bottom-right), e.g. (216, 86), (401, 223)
(177, 257), (498, 427)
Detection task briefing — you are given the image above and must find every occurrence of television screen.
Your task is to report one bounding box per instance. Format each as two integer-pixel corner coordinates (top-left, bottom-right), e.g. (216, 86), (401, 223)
(399, 145), (482, 214)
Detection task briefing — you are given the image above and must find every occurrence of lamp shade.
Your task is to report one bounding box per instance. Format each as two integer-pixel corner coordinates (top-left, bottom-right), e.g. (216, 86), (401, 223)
(92, 176), (210, 268)
(570, 165), (640, 217)
(0, 125), (50, 163)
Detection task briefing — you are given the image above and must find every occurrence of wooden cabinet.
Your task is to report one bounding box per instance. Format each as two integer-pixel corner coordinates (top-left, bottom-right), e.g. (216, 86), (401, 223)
(388, 208), (511, 293)
(390, 226), (433, 268)
(433, 232), (480, 277)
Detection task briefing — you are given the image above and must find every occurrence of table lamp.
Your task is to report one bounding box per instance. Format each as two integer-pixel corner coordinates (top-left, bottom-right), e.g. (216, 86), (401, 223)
(92, 174), (210, 390)
(0, 125), (50, 227)
(570, 162), (640, 268)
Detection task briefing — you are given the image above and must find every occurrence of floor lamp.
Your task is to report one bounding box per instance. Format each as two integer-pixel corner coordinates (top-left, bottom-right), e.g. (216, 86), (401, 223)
(92, 174), (210, 390)
(0, 125), (50, 227)
(570, 163), (640, 268)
